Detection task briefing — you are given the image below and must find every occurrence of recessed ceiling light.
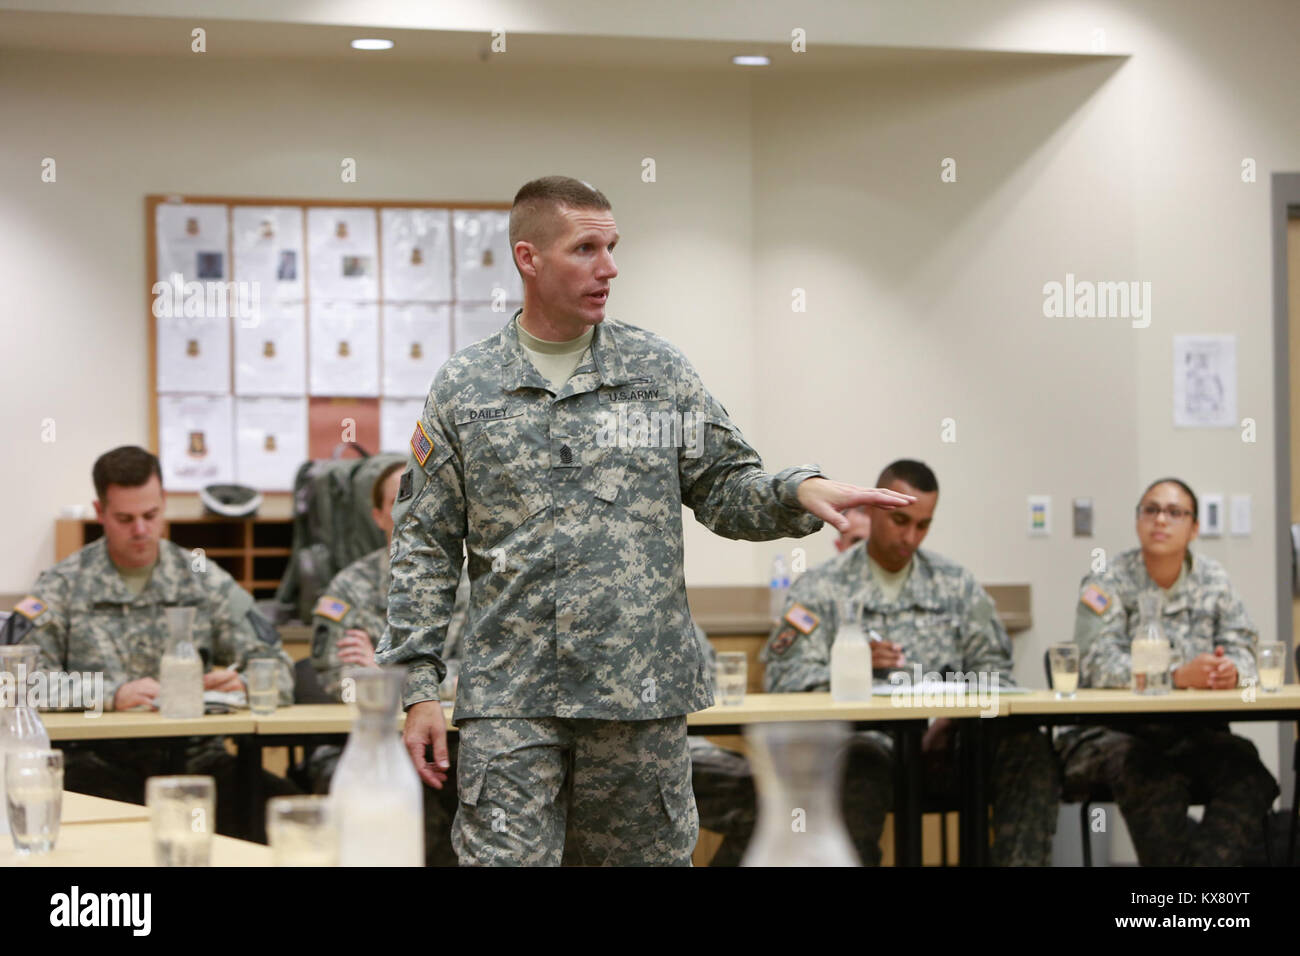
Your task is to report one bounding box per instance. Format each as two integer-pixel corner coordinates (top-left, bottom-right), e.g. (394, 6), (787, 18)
(351, 39), (394, 51)
(732, 55), (769, 67)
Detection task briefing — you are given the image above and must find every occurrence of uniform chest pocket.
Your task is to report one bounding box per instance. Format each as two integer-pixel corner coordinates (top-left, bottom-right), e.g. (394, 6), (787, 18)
(462, 425), (549, 550)
(588, 409), (679, 530)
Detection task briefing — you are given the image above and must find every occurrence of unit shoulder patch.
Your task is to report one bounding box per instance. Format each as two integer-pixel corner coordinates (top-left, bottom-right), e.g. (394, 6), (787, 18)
(313, 595), (351, 622)
(768, 625), (799, 657)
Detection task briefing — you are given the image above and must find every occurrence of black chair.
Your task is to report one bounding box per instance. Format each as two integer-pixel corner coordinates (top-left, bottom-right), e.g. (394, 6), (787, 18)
(286, 657), (335, 790)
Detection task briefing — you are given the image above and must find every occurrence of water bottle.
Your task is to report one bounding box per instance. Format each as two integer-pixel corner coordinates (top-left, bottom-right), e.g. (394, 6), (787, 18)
(741, 721), (860, 866)
(0, 645), (50, 836)
(769, 554), (791, 622)
(1131, 591), (1172, 695)
(830, 599), (874, 702)
(158, 606), (204, 718)
(331, 668), (424, 866)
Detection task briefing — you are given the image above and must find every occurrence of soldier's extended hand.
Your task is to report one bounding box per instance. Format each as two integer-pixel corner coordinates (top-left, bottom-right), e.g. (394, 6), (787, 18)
(114, 677), (160, 710)
(1207, 646), (1237, 689)
(338, 629), (377, 667)
(796, 478), (916, 533)
(404, 700), (451, 789)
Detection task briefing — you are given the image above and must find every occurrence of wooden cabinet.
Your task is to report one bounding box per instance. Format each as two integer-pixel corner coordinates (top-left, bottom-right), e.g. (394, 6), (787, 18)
(55, 495), (294, 602)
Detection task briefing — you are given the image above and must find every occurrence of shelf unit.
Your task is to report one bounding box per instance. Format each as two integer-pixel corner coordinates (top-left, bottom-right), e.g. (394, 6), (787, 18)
(54, 495), (294, 601)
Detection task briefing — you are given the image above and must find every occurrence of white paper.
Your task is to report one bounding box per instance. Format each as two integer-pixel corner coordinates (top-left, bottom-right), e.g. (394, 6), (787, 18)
(383, 303), (451, 397)
(381, 398), (427, 455)
(382, 208), (453, 301)
(234, 397), (307, 490)
(158, 395), (233, 491)
(309, 301), (379, 396)
(453, 302), (513, 351)
(232, 206), (305, 303)
(307, 207), (379, 302)
(155, 202), (229, 286)
(1174, 335), (1237, 427)
(156, 313), (231, 394)
(453, 209), (522, 302)
(234, 301), (306, 396)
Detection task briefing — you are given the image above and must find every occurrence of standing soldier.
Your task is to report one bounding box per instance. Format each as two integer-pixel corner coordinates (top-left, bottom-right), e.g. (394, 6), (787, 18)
(1061, 477), (1278, 865)
(378, 175), (914, 866)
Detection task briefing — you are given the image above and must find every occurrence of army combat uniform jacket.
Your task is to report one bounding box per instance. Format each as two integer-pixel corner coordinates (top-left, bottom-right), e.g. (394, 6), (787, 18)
(311, 547), (470, 698)
(3, 538), (294, 709)
(1073, 548), (1258, 687)
(762, 545), (1015, 691)
(378, 312), (824, 720)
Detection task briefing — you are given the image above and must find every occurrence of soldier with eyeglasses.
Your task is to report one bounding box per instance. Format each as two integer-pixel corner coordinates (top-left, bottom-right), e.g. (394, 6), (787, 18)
(1059, 477), (1278, 865)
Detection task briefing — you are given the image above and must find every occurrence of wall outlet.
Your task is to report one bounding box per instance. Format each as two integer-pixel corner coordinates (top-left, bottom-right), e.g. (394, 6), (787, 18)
(1229, 494), (1251, 536)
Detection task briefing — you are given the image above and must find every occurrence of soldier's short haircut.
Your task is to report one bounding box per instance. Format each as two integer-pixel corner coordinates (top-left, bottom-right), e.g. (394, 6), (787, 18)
(92, 446), (162, 501)
(372, 461), (406, 511)
(1140, 477), (1198, 522)
(508, 176), (612, 273)
(875, 459), (938, 494)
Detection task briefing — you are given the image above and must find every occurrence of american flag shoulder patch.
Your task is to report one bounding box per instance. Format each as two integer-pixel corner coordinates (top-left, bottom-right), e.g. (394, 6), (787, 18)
(14, 595), (47, 621)
(314, 595), (350, 622)
(1080, 585), (1111, 616)
(410, 420), (434, 466)
(783, 602), (820, 635)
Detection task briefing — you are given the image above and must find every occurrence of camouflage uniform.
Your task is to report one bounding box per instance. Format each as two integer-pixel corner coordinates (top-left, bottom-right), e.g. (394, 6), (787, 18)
(1060, 548), (1278, 866)
(756, 545), (1059, 866)
(377, 311), (824, 866)
(1, 537), (298, 839)
(309, 549), (470, 865)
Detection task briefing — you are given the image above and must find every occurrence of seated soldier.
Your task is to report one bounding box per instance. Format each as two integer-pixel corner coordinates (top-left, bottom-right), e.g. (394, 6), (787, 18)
(1059, 477), (1278, 866)
(762, 459), (1059, 865)
(309, 459), (469, 865)
(1, 446), (298, 839)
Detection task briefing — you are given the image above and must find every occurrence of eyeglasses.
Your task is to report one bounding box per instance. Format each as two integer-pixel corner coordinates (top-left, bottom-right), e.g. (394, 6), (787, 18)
(1137, 504), (1192, 522)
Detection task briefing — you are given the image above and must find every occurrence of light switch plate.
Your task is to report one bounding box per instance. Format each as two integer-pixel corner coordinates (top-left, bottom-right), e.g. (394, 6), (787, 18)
(1028, 495), (1051, 536)
(1072, 498), (1093, 536)
(1229, 494), (1251, 536)
(1201, 493), (1224, 536)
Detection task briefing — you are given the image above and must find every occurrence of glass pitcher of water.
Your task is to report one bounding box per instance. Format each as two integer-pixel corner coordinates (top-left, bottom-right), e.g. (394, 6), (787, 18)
(330, 667), (424, 866)
(0, 645), (50, 837)
(1131, 592), (1172, 696)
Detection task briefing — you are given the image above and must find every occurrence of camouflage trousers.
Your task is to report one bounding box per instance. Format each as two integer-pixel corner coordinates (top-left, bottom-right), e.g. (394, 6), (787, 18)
(1058, 722), (1278, 866)
(452, 716), (697, 866)
(693, 725), (1059, 866)
(308, 741), (461, 867)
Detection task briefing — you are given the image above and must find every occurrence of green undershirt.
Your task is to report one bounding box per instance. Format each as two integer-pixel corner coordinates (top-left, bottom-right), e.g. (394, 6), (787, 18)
(868, 554), (913, 605)
(112, 557), (156, 597)
(516, 316), (593, 391)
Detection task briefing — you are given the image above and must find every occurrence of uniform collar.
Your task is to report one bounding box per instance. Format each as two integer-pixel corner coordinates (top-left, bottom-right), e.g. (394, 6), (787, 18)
(1130, 549), (1194, 613)
(500, 309), (634, 394)
(856, 545), (942, 612)
(82, 538), (186, 604)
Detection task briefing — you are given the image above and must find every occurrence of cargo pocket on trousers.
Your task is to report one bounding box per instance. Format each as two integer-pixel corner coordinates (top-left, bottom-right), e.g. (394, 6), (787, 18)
(457, 744), (489, 808)
(656, 759), (697, 828)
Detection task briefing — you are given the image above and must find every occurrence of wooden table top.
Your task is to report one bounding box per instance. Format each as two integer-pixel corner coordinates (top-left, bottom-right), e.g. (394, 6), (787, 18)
(1005, 685), (1300, 715)
(0, 820), (270, 867)
(41, 710), (257, 741)
(60, 791), (151, 825)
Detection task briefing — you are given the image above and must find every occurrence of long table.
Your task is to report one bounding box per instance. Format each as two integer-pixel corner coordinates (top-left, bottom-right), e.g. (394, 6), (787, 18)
(27, 688), (1299, 866)
(242, 694), (998, 867)
(1, 819), (271, 867)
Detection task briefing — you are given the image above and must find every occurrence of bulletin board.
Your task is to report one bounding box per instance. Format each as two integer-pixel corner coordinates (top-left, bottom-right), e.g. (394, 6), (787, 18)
(145, 195), (522, 492)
